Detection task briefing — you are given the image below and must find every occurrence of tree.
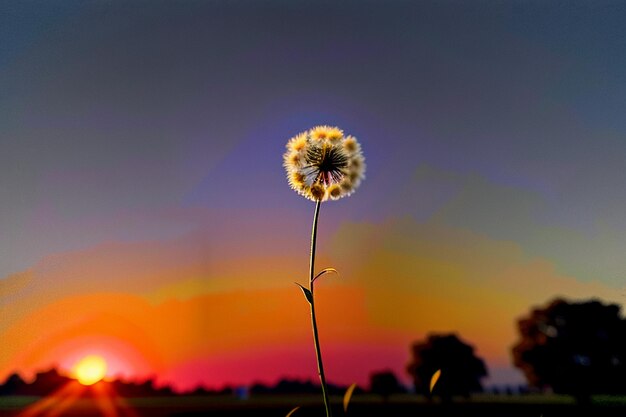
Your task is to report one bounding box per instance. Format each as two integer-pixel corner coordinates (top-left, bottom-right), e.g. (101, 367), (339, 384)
(406, 333), (487, 400)
(369, 370), (405, 401)
(512, 298), (626, 401)
(0, 373), (27, 395)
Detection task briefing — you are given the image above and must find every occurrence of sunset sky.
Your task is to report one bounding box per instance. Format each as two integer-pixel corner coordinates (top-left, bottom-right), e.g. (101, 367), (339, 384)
(1, 1), (626, 391)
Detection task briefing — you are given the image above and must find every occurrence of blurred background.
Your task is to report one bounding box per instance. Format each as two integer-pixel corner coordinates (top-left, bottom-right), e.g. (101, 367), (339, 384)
(1, 0), (625, 410)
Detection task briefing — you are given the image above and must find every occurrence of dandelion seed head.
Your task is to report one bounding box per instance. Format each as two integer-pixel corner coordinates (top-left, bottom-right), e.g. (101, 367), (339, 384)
(343, 136), (359, 153)
(327, 184), (342, 200)
(289, 133), (308, 151)
(350, 155), (363, 169)
(310, 126), (330, 141)
(289, 171), (306, 189)
(285, 151), (303, 167)
(327, 127), (344, 142)
(309, 183), (326, 201)
(283, 125), (365, 202)
(340, 179), (353, 191)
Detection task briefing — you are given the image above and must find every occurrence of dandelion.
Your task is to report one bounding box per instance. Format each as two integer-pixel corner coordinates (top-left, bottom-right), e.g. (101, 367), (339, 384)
(284, 125), (365, 417)
(283, 126), (365, 202)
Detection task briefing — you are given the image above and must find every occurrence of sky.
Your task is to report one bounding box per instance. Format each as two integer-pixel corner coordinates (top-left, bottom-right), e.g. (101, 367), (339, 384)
(1, 0), (626, 391)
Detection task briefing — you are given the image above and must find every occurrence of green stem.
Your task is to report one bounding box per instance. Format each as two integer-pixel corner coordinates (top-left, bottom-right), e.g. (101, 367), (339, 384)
(309, 199), (332, 417)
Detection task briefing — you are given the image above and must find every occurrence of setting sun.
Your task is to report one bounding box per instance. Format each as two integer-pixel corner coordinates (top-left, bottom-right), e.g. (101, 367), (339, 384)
(73, 355), (107, 386)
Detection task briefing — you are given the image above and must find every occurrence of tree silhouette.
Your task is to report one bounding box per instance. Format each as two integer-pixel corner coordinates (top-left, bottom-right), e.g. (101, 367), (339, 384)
(512, 298), (626, 401)
(0, 373), (27, 395)
(369, 370), (405, 401)
(406, 333), (487, 401)
(0, 367), (189, 397)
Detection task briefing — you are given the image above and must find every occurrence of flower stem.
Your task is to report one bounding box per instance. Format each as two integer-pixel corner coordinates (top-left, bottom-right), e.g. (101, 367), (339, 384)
(309, 199), (332, 417)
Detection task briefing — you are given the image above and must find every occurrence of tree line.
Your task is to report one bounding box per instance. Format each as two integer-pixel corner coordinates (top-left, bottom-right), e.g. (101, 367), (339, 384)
(1, 297), (624, 402)
(403, 297), (626, 403)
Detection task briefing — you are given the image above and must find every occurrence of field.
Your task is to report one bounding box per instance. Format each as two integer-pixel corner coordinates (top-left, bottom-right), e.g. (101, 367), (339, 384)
(3, 394), (626, 417)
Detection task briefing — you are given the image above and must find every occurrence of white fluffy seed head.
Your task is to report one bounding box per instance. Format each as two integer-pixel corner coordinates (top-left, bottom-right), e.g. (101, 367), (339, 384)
(283, 126), (365, 202)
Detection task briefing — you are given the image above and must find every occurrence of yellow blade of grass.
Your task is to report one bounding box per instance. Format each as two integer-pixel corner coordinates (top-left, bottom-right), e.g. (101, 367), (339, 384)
(343, 382), (358, 413)
(430, 369), (441, 394)
(312, 268), (338, 283)
(286, 406), (300, 417)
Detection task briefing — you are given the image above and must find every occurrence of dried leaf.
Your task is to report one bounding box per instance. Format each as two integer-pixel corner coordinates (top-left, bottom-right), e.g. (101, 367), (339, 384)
(430, 369), (441, 394)
(286, 406), (300, 417)
(312, 268), (339, 284)
(294, 282), (313, 304)
(343, 382), (358, 413)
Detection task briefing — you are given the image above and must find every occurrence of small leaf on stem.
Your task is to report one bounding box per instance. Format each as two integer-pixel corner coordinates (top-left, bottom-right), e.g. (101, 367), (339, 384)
(430, 369), (441, 394)
(312, 268), (339, 284)
(286, 406), (301, 417)
(343, 382), (358, 413)
(295, 282), (313, 304)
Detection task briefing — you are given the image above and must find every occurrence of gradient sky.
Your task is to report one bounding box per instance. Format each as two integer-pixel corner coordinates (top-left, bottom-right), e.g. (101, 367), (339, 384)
(1, 0), (626, 391)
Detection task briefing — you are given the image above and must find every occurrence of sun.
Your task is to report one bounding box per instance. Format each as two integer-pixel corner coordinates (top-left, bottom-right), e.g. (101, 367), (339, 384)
(72, 355), (107, 386)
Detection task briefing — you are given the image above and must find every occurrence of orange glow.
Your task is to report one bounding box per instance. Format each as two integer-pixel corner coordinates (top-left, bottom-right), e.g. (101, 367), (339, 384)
(94, 383), (141, 417)
(72, 355), (107, 386)
(15, 380), (136, 417)
(16, 381), (84, 417)
(3, 217), (621, 390)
